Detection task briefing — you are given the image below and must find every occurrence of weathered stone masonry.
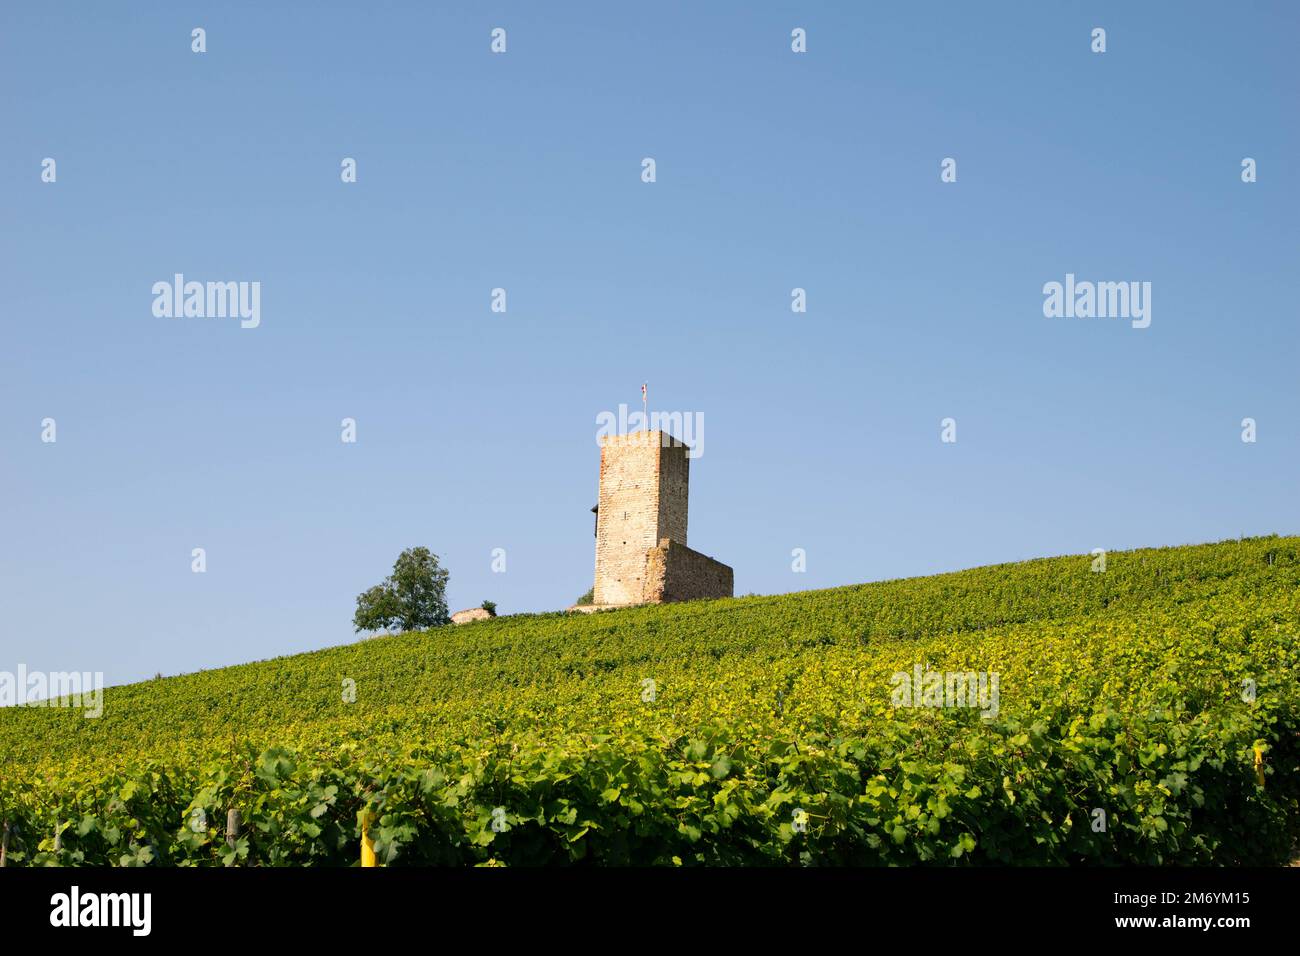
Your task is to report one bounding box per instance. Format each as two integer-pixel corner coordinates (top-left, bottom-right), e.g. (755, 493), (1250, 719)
(591, 430), (732, 606)
(644, 538), (734, 603)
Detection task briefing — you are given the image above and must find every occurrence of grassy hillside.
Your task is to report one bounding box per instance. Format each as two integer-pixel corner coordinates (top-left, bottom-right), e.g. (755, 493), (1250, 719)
(2, 536), (1298, 866)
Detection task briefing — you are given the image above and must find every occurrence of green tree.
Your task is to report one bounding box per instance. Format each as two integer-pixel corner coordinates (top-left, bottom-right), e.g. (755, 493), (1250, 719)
(353, 584), (401, 633)
(353, 547), (451, 633)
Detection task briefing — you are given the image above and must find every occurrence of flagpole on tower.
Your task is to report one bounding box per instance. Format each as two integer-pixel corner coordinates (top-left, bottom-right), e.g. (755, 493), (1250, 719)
(641, 382), (648, 433)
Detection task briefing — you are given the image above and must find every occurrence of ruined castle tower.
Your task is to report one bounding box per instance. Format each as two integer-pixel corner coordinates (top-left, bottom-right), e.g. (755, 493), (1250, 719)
(591, 430), (732, 607)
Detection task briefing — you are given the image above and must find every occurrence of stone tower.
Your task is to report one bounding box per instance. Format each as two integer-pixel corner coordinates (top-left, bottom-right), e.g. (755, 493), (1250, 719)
(591, 430), (732, 607)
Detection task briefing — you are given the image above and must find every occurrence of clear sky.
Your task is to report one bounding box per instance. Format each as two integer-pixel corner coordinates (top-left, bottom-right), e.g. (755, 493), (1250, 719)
(2, 2), (1296, 688)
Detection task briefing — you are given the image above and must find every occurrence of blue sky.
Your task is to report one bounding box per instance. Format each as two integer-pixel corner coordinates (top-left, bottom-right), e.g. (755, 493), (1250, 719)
(2, 2), (1296, 688)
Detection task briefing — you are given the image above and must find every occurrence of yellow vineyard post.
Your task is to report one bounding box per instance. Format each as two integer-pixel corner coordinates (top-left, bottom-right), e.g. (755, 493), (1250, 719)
(361, 811), (377, 867)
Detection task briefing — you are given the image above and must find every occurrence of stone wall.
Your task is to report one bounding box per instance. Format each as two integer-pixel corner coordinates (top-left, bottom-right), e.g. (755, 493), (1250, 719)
(451, 608), (492, 624)
(643, 538), (733, 603)
(657, 433), (689, 547)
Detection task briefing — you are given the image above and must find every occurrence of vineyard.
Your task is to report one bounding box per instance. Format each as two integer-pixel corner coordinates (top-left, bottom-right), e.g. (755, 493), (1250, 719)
(2, 536), (1298, 866)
